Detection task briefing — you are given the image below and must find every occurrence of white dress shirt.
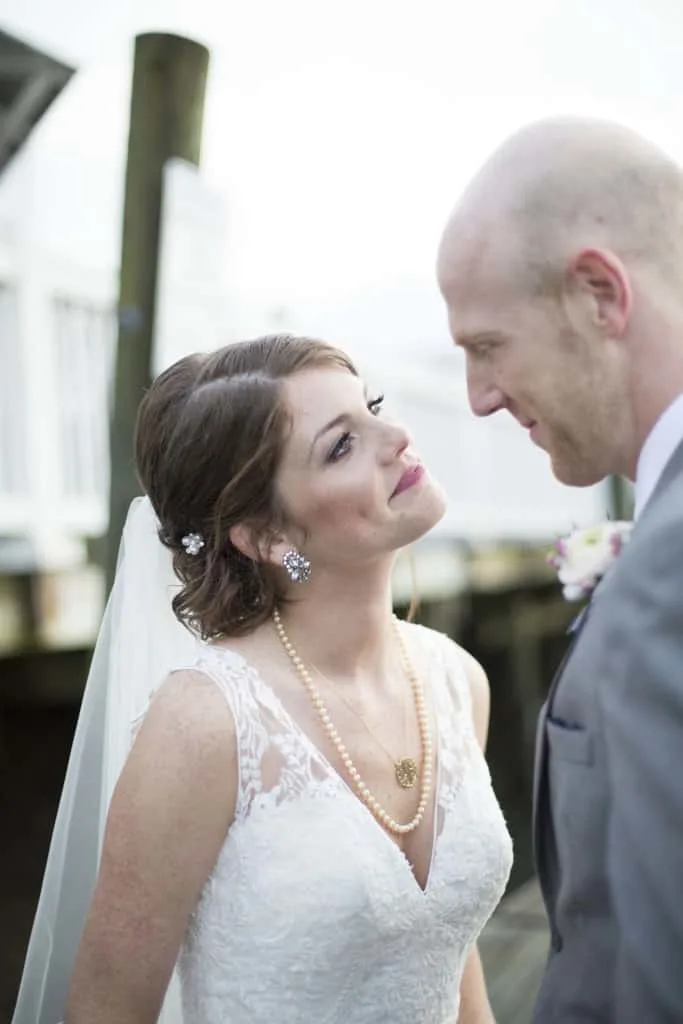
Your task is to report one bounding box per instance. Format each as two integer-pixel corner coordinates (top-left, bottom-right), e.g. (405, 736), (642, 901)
(634, 392), (683, 520)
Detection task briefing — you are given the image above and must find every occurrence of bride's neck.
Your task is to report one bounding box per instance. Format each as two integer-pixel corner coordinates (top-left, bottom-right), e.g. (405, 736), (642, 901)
(275, 564), (399, 681)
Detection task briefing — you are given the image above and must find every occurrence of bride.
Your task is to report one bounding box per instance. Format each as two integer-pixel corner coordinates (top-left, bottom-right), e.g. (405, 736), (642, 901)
(14, 333), (512, 1024)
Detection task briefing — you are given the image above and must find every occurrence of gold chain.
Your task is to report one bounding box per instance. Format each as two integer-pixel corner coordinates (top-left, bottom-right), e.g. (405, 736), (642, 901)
(309, 661), (417, 789)
(272, 607), (433, 836)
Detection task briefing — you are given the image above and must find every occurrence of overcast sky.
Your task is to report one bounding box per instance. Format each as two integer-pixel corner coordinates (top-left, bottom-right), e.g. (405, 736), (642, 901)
(3, 0), (683, 306)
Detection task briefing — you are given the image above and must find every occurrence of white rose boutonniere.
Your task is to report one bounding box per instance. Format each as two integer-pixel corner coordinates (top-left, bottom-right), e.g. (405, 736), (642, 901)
(548, 521), (633, 601)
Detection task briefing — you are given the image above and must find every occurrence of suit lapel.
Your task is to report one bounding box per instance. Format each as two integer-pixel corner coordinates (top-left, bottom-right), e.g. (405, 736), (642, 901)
(532, 595), (595, 873)
(532, 436), (683, 902)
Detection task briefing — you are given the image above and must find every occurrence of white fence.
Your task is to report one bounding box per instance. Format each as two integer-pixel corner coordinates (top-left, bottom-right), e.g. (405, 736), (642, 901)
(0, 264), (114, 546)
(0, 281), (27, 502)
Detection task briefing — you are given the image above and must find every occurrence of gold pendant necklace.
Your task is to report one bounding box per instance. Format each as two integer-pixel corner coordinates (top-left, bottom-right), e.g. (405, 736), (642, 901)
(394, 756), (419, 789)
(309, 662), (419, 790)
(272, 607), (433, 836)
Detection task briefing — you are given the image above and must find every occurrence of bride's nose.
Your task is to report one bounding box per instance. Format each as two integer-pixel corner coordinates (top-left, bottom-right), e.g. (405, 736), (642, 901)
(380, 421), (412, 463)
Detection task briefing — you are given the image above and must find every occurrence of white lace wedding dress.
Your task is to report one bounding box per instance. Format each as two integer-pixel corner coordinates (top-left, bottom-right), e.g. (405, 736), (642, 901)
(173, 623), (513, 1023)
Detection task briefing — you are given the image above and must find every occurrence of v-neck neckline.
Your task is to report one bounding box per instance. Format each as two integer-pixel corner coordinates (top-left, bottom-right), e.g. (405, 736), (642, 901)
(206, 638), (448, 896)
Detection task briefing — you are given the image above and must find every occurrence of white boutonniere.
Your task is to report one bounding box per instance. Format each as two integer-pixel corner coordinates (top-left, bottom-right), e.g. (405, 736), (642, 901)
(548, 521), (633, 601)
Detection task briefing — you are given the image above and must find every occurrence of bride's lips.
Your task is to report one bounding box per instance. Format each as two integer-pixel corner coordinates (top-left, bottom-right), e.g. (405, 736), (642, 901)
(391, 463), (425, 498)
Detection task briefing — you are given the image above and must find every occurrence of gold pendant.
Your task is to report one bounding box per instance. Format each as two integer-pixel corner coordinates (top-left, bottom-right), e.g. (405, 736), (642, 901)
(395, 757), (418, 789)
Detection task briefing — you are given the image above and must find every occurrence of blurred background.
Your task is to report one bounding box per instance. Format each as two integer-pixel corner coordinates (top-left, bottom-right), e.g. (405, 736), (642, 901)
(5, 0), (679, 1018)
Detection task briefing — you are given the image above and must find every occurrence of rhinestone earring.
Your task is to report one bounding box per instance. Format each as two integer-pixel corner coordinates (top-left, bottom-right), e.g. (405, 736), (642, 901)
(282, 549), (312, 583)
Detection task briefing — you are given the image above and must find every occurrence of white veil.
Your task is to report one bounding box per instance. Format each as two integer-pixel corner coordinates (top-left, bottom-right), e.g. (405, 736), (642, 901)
(12, 497), (198, 1024)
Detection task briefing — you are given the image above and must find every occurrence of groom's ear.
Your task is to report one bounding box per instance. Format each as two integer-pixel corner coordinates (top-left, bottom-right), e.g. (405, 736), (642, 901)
(565, 248), (632, 338)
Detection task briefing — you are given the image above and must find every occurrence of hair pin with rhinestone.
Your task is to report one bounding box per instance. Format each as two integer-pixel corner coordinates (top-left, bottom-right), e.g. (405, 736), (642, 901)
(181, 532), (205, 556)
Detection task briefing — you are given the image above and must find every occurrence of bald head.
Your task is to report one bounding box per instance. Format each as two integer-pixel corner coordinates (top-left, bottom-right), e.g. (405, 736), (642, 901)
(438, 116), (683, 296)
(436, 117), (683, 488)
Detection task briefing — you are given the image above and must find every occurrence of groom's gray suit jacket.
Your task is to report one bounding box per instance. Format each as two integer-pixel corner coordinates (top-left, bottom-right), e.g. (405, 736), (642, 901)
(532, 439), (683, 1023)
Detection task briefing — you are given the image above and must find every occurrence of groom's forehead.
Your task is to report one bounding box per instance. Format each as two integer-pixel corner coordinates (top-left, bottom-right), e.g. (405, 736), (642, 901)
(446, 271), (529, 323)
(441, 232), (529, 305)
(438, 224), (491, 290)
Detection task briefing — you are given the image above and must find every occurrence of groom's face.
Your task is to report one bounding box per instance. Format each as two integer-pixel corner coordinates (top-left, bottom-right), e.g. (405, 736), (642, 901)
(438, 261), (621, 487)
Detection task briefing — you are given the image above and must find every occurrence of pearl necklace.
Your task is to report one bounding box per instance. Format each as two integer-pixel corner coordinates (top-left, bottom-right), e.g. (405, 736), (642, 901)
(310, 661), (417, 789)
(272, 607), (433, 836)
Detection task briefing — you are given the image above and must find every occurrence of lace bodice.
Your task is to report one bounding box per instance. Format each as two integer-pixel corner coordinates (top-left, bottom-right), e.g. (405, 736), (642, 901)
(174, 623), (512, 1023)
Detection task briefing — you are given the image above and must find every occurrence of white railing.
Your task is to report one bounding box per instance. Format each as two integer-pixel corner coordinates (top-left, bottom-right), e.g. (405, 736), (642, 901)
(0, 281), (29, 504)
(0, 245), (115, 545)
(53, 295), (114, 504)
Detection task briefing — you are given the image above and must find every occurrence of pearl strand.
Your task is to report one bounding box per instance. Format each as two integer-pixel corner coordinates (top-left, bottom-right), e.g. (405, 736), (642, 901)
(272, 608), (433, 836)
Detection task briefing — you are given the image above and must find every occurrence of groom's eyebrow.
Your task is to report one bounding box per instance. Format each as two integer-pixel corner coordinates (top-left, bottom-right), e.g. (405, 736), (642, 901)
(456, 331), (504, 349)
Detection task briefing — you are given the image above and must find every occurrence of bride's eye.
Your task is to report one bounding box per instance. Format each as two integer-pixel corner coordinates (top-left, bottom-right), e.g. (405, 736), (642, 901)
(326, 394), (385, 463)
(328, 432), (354, 462)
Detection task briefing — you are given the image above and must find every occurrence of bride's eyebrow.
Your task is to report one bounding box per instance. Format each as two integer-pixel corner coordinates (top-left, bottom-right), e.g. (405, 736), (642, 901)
(310, 412), (350, 456)
(306, 382), (370, 462)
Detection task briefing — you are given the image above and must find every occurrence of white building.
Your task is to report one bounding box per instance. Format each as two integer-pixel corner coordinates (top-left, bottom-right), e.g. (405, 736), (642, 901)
(0, 27), (612, 654)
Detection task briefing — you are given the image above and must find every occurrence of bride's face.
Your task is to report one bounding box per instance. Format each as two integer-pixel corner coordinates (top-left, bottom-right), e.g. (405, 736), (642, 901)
(273, 368), (446, 570)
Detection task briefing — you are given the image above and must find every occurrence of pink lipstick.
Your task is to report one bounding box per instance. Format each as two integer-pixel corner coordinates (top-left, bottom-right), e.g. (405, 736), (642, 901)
(391, 463), (425, 498)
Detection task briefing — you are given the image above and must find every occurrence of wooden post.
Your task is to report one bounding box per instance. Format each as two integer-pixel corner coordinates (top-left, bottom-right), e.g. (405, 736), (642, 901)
(106, 33), (210, 590)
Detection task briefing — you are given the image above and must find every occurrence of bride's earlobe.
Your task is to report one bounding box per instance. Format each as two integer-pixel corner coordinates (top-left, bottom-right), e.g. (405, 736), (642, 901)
(230, 523), (306, 578)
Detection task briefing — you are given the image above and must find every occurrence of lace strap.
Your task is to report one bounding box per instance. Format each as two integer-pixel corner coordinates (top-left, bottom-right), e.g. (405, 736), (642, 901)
(189, 645), (252, 707)
(401, 621), (473, 721)
(187, 645), (332, 821)
(175, 646), (276, 822)
(401, 622), (481, 817)
(439, 638), (474, 720)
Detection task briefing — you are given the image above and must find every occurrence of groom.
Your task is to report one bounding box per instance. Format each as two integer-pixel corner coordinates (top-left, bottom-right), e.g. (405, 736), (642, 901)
(436, 117), (683, 1022)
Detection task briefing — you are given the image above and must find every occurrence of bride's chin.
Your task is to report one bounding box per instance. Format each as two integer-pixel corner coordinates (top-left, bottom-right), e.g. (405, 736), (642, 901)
(395, 487), (448, 546)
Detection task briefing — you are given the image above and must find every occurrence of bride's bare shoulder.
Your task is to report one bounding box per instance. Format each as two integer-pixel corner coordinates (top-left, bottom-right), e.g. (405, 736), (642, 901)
(124, 666), (239, 806)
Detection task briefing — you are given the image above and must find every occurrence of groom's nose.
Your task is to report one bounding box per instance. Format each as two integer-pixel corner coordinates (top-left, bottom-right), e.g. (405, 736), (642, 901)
(467, 367), (506, 418)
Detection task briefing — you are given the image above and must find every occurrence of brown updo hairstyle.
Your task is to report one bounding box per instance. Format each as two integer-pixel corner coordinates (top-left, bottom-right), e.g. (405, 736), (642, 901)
(134, 334), (357, 639)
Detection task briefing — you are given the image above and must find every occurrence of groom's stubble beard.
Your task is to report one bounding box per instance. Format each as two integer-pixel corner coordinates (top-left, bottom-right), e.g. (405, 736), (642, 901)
(539, 323), (625, 487)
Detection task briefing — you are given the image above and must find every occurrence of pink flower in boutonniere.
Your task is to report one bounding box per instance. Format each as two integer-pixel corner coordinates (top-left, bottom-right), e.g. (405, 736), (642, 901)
(548, 521), (633, 601)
